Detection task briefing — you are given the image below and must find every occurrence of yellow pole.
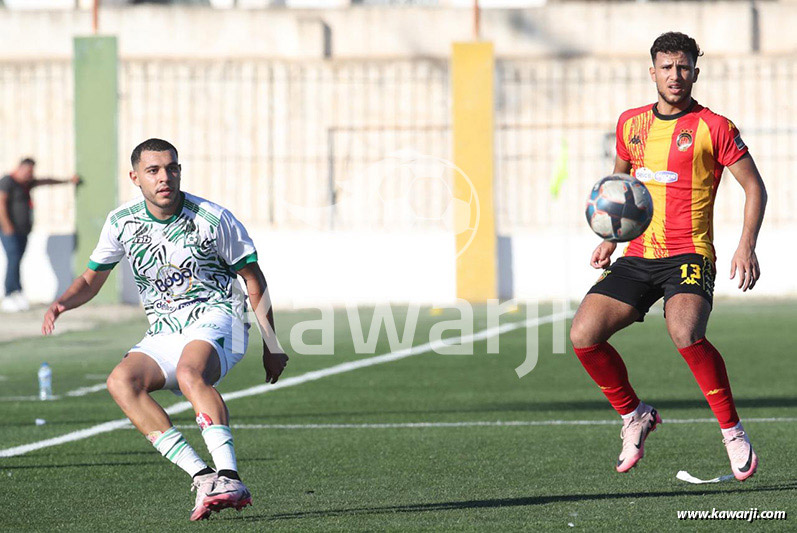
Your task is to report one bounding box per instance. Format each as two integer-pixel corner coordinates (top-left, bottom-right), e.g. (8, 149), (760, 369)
(452, 41), (497, 302)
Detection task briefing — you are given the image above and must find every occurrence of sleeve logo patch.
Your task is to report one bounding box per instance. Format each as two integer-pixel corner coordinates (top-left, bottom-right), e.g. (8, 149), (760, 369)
(733, 132), (746, 150)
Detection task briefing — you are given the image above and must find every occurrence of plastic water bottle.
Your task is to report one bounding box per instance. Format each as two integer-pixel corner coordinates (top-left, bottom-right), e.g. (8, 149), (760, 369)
(38, 363), (52, 401)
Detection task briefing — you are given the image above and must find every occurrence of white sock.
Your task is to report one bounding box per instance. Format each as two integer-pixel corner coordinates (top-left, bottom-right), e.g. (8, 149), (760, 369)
(202, 425), (238, 473)
(621, 402), (645, 420)
(722, 422), (744, 435)
(152, 427), (208, 477)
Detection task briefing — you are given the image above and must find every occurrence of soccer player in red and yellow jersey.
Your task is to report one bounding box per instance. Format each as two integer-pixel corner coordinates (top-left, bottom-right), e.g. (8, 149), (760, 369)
(570, 32), (767, 480)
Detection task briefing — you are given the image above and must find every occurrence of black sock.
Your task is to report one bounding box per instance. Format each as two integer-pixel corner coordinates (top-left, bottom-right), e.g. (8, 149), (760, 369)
(193, 467), (215, 479)
(218, 469), (240, 481)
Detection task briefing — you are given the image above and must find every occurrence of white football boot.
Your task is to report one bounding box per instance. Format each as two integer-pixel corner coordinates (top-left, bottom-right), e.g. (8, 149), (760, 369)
(189, 472), (217, 521)
(203, 475), (252, 513)
(722, 424), (759, 481)
(616, 403), (662, 473)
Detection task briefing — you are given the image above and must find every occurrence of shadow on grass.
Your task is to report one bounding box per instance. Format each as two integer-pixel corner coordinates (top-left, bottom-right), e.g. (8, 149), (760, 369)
(231, 482), (797, 522)
(2, 456), (273, 470)
(488, 396), (797, 413)
(2, 460), (164, 470)
(53, 450), (154, 457)
(0, 418), (121, 428)
(231, 396), (797, 422)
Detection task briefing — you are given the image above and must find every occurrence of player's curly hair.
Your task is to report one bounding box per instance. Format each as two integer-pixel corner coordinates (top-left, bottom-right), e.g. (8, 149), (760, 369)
(131, 138), (178, 168)
(650, 32), (703, 65)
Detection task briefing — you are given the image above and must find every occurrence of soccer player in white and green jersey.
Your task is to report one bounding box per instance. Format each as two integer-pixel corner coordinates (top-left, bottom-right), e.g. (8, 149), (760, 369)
(42, 138), (288, 521)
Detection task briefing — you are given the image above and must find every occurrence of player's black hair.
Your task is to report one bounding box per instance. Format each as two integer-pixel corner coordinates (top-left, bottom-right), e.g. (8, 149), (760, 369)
(20, 157), (36, 166)
(130, 138), (178, 168)
(650, 32), (703, 65)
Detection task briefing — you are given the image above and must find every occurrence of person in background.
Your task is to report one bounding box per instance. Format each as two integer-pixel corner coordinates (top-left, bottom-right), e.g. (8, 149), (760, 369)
(0, 158), (80, 312)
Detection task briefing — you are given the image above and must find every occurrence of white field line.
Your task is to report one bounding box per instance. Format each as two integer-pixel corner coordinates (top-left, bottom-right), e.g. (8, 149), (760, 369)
(0, 396), (41, 402)
(0, 311), (570, 458)
(0, 382), (108, 402)
(64, 383), (108, 397)
(168, 417), (797, 431)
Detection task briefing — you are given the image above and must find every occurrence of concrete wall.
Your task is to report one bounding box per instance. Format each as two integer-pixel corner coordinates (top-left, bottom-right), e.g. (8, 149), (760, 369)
(509, 226), (797, 303)
(2, 229), (456, 306)
(0, 3), (796, 60)
(7, 223), (792, 306)
(0, 232), (74, 304)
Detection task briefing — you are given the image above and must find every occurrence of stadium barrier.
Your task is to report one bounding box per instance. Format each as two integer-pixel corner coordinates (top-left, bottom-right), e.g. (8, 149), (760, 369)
(0, 55), (795, 304)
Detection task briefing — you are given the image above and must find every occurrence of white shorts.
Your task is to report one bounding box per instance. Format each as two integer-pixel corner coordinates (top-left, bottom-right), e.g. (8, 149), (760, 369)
(129, 311), (250, 392)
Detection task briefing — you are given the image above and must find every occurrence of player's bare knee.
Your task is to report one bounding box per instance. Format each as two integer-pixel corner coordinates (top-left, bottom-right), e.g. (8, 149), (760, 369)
(106, 367), (139, 399)
(175, 364), (206, 392)
(105, 373), (121, 398)
(668, 326), (700, 350)
(570, 319), (600, 348)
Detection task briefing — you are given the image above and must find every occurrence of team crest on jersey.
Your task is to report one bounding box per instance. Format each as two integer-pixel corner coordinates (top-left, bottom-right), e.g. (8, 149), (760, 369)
(184, 233), (199, 246)
(676, 129), (693, 151)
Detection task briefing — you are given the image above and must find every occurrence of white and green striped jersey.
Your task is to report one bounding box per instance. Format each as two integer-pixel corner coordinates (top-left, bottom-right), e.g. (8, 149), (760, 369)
(88, 192), (257, 336)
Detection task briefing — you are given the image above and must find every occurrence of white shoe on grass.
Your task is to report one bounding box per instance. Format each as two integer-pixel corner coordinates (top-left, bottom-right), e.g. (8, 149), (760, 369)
(203, 475), (252, 513)
(189, 472), (217, 521)
(616, 403), (662, 473)
(722, 424), (758, 481)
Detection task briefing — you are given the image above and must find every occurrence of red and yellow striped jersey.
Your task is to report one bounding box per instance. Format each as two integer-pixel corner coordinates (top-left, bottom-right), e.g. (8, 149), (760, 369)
(615, 100), (748, 262)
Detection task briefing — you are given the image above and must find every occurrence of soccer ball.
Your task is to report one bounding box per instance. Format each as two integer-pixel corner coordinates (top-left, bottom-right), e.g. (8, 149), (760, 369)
(585, 174), (653, 242)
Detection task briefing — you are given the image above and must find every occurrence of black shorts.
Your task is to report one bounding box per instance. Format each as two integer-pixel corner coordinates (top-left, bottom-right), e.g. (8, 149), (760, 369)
(587, 253), (715, 321)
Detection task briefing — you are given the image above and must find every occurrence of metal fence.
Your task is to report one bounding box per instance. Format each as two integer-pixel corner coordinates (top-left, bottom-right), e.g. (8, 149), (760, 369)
(495, 56), (797, 233)
(2, 55), (794, 235)
(117, 59), (451, 231)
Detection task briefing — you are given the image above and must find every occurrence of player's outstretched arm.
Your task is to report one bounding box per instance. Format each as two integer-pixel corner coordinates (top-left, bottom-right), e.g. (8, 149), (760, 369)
(591, 240), (617, 269)
(31, 175), (82, 188)
(727, 154), (767, 292)
(42, 268), (111, 335)
(237, 262), (288, 384)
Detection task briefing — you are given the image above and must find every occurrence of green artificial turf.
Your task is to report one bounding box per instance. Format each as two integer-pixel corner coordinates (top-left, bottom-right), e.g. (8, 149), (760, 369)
(1, 301), (794, 531)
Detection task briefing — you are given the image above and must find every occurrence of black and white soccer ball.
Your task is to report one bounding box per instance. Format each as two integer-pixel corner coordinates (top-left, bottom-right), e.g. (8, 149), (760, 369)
(585, 174), (653, 242)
